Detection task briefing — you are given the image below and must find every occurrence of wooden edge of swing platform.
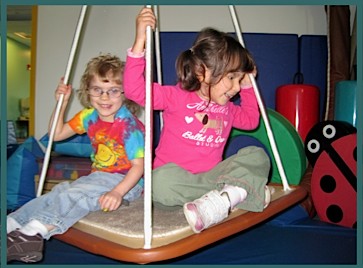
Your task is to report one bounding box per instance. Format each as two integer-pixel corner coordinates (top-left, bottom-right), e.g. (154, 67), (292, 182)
(54, 184), (307, 264)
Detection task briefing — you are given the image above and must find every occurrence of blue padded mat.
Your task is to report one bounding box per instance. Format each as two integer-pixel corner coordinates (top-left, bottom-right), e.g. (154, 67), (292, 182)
(10, 216), (355, 265)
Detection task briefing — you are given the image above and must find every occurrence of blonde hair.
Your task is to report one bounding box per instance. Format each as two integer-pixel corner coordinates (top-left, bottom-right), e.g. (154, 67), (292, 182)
(77, 54), (141, 116)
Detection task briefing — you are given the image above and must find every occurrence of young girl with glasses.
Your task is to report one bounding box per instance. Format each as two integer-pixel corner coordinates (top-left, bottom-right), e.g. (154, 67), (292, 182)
(7, 54), (145, 263)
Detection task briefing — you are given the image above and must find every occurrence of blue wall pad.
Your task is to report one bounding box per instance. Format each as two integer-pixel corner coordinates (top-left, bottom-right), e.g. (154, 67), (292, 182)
(159, 32), (299, 110)
(242, 33), (299, 109)
(159, 32), (198, 86)
(299, 35), (327, 121)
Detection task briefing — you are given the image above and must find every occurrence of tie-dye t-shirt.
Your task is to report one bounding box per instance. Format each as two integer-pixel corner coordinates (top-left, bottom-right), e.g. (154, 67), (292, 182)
(68, 105), (145, 174)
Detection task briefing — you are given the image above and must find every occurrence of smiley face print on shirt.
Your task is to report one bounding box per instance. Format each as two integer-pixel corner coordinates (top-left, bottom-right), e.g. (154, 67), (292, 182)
(94, 143), (117, 166)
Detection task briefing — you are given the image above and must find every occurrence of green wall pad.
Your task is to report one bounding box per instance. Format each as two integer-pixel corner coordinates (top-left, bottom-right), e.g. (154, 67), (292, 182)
(231, 109), (307, 185)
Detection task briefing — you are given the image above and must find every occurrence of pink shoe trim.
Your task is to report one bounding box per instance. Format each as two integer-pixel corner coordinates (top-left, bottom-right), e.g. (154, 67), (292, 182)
(184, 203), (205, 233)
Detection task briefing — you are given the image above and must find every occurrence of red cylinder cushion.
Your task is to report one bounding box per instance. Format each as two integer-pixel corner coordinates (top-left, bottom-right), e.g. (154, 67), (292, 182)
(276, 74), (320, 142)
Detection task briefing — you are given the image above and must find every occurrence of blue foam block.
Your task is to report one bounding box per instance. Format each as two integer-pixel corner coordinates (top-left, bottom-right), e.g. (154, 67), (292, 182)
(40, 133), (92, 157)
(334, 80), (357, 127)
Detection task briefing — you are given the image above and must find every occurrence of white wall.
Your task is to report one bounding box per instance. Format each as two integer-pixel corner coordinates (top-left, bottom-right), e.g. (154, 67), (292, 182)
(34, 5), (331, 139)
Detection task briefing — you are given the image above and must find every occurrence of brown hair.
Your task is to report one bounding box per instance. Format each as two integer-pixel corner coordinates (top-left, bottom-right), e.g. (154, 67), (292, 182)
(77, 54), (141, 116)
(175, 27), (255, 91)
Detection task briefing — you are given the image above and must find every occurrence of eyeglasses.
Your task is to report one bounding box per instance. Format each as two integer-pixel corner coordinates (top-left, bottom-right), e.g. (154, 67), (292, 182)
(87, 87), (124, 98)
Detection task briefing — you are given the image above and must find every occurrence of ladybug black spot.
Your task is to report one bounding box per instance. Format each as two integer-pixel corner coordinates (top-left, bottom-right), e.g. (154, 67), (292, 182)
(320, 175), (336, 193)
(326, 204), (343, 223)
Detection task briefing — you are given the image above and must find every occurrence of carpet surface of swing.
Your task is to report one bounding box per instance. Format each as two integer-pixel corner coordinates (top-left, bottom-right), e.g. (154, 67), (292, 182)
(55, 183), (307, 264)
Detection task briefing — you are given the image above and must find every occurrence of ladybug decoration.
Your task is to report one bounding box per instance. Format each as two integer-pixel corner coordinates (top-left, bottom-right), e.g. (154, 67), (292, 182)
(305, 120), (357, 228)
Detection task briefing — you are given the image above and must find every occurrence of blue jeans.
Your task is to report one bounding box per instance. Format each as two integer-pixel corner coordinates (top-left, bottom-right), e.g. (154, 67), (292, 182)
(8, 171), (143, 239)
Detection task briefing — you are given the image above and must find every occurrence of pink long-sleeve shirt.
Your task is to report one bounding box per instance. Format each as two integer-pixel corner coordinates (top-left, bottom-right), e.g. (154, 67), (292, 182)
(124, 53), (260, 174)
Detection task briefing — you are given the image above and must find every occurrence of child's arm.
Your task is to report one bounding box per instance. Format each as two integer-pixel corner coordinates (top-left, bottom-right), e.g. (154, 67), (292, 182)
(131, 7), (156, 54)
(231, 68), (260, 130)
(98, 157), (144, 211)
(123, 7), (158, 107)
(49, 78), (76, 141)
(240, 67), (257, 89)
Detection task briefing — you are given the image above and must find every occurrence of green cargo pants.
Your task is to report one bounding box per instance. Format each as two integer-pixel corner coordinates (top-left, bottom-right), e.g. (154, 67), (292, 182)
(152, 146), (270, 212)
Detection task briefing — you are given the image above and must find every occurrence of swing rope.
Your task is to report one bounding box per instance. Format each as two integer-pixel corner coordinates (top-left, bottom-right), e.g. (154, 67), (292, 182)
(36, 5), (88, 197)
(228, 5), (291, 191)
(143, 5), (154, 249)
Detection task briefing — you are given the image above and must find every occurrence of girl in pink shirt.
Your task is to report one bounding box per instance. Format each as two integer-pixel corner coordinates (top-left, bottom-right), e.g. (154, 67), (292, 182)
(124, 7), (272, 233)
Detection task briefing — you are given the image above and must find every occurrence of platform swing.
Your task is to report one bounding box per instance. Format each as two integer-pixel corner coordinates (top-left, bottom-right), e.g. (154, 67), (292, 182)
(38, 5), (308, 264)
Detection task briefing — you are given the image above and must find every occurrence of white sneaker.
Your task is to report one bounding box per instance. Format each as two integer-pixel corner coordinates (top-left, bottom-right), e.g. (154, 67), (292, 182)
(264, 185), (274, 208)
(220, 185), (248, 210)
(183, 190), (230, 233)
